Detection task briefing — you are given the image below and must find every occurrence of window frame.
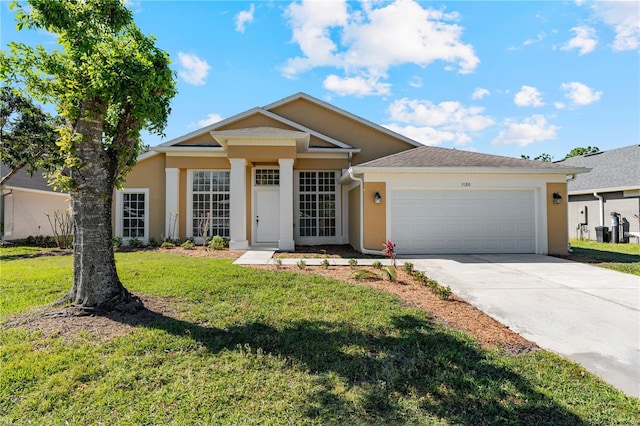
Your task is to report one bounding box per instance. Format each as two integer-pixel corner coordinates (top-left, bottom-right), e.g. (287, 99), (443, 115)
(115, 188), (149, 244)
(186, 169), (231, 243)
(294, 170), (341, 245)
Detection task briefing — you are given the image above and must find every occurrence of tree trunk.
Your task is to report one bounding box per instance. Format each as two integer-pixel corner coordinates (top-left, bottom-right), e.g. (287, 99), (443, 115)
(57, 102), (143, 314)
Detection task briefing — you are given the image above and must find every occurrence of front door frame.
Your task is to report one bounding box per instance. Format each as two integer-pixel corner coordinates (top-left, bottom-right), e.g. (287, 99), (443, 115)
(251, 166), (281, 246)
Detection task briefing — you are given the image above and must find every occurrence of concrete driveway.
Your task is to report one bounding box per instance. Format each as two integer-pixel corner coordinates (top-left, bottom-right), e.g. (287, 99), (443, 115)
(401, 254), (640, 398)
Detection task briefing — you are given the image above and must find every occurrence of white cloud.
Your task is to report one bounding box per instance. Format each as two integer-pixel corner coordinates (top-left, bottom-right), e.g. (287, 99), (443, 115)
(471, 87), (490, 100)
(198, 113), (224, 128)
(492, 115), (558, 147)
(177, 52), (211, 86)
(235, 4), (255, 33)
(282, 0), (479, 95)
(409, 76), (423, 88)
(591, 1), (639, 51)
(514, 85), (545, 107)
(384, 123), (469, 146)
(562, 26), (598, 55)
(384, 97), (494, 145)
(323, 74), (391, 96)
(561, 81), (602, 106)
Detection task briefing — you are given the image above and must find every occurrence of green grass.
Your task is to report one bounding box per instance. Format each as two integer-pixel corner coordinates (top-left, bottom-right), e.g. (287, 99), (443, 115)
(2, 250), (639, 424)
(570, 239), (640, 276)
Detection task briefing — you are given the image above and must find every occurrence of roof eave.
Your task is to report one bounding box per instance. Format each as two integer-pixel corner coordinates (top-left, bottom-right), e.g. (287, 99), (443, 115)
(351, 166), (590, 175)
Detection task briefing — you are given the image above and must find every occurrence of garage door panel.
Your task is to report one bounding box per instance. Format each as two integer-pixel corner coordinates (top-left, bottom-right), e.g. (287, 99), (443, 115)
(391, 189), (536, 254)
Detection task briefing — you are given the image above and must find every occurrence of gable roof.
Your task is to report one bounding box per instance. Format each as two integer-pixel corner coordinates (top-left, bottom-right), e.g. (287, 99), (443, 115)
(556, 144), (640, 193)
(0, 163), (61, 193)
(263, 92), (422, 149)
(352, 145), (589, 174)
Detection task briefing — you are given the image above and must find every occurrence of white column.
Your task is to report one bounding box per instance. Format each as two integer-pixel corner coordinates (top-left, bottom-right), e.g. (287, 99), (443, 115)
(229, 158), (249, 250)
(278, 158), (295, 251)
(165, 168), (180, 240)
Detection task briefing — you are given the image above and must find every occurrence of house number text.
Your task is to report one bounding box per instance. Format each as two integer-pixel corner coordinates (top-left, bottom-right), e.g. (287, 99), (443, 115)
(461, 182), (471, 187)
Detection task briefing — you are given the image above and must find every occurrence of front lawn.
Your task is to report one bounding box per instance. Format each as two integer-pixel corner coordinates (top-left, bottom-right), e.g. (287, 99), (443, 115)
(1, 250), (638, 424)
(569, 239), (640, 276)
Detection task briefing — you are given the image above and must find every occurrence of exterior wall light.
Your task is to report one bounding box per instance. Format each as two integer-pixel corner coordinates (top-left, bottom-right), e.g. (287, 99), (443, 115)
(374, 192), (382, 204)
(552, 192), (563, 204)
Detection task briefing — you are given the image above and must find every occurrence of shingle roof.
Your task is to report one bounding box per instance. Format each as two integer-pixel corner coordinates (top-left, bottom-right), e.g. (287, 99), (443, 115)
(356, 145), (587, 172)
(556, 145), (640, 193)
(0, 163), (58, 193)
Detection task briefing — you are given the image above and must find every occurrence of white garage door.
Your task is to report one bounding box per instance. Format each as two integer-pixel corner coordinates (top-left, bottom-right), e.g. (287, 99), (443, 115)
(390, 189), (536, 254)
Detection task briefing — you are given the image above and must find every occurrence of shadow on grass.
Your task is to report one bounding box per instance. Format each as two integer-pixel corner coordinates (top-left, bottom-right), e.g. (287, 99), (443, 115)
(106, 308), (587, 425)
(571, 247), (640, 264)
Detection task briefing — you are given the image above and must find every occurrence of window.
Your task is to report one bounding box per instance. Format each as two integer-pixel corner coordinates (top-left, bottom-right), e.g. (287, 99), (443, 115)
(191, 171), (230, 238)
(255, 169), (279, 186)
(115, 189), (149, 242)
(298, 171), (336, 237)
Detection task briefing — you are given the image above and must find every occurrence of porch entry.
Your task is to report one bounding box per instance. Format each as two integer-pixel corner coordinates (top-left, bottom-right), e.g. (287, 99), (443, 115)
(253, 168), (280, 244)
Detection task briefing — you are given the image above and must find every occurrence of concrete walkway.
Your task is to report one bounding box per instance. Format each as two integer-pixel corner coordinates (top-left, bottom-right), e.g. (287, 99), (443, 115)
(403, 254), (640, 398)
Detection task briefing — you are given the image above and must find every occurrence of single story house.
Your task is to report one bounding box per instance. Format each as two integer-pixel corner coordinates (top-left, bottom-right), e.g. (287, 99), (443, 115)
(1, 163), (70, 240)
(556, 145), (640, 242)
(118, 92), (588, 255)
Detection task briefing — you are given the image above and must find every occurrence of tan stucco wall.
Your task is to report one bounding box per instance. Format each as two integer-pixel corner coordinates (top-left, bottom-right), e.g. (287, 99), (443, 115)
(3, 190), (70, 240)
(268, 98), (415, 164)
(296, 158), (349, 170)
(121, 154), (167, 241)
(166, 157), (229, 169)
(348, 186), (361, 251)
(176, 132), (218, 146)
(547, 182), (569, 255)
(362, 181), (386, 250)
(221, 114), (297, 131)
(228, 146), (296, 162)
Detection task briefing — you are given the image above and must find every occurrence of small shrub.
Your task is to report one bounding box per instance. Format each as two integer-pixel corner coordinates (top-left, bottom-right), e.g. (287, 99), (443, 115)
(348, 258), (358, 267)
(404, 262), (414, 274)
(274, 258), (283, 268)
(426, 279), (439, 291)
(436, 285), (452, 300)
(380, 266), (397, 282)
(128, 237), (144, 248)
(112, 236), (123, 248)
(208, 235), (227, 250)
(382, 239), (397, 267)
(372, 260), (383, 269)
(161, 241), (176, 249)
(181, 240), (195, 250)
(350, 269), (379, 281)
(296, 259), (306, 269)
(321, 258), (330, 269)
(148, 237), (159, 248)
(412, 270), (427, 285)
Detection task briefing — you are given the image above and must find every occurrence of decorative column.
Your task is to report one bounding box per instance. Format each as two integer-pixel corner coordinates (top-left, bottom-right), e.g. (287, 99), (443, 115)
(278, 158), (295, 251)
(229, 158), (248, 250)
(165, 168), (179, 241)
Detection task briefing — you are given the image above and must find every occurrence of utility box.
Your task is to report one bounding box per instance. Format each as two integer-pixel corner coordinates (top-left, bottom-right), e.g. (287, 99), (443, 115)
(595, 226), (609, 243)
(578, 206), (588, 225)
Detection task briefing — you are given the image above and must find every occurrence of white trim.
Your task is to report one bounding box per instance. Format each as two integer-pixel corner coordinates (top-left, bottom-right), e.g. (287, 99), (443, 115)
(156, 147), (226, 156)
(229, 159), (248, 250)
(4, 186), (69, 197)
(263, 92), (423, 148)
(115, 188), (149, 244)
(297, 152), (354, 158)
(352, 166), (585, 175)
(278, 159), (295, 251)
(569, 186), (640, 196)
(165, 168), (179, 240)
(186, 169), (232, 243)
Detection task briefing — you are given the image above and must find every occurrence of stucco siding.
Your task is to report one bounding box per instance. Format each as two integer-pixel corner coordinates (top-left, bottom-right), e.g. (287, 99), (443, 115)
(568, 192), (640, 241)
(546, 182), (569, 255)
(268, 98), (414, 164)
(295, 158), (349, 170)
(166, 157), (228, 170)
(363, 181), (386, 251)
(3, 190), (70, 240)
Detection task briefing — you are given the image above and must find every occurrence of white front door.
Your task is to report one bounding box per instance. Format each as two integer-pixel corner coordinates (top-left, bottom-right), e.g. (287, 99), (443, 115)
(255, 189), (280, 243)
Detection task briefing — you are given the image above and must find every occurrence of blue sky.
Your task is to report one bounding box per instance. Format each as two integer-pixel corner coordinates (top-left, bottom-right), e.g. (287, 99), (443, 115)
(2, 0), (639, 161)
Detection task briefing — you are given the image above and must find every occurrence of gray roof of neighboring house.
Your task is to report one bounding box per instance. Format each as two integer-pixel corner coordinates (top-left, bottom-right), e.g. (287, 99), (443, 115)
(355, 145), (588, 172)
(556, 145), (640, 193)
(0, 163), (58, 193)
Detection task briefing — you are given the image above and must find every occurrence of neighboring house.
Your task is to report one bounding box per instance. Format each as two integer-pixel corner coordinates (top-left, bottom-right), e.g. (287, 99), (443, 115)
(118, 92), (587, 255)
(556, 145), (640, 242)
(0, 163), (70, 240)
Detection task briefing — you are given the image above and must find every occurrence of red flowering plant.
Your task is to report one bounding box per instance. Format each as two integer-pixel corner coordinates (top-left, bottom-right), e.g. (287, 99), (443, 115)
(382, 239), (397, 268)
